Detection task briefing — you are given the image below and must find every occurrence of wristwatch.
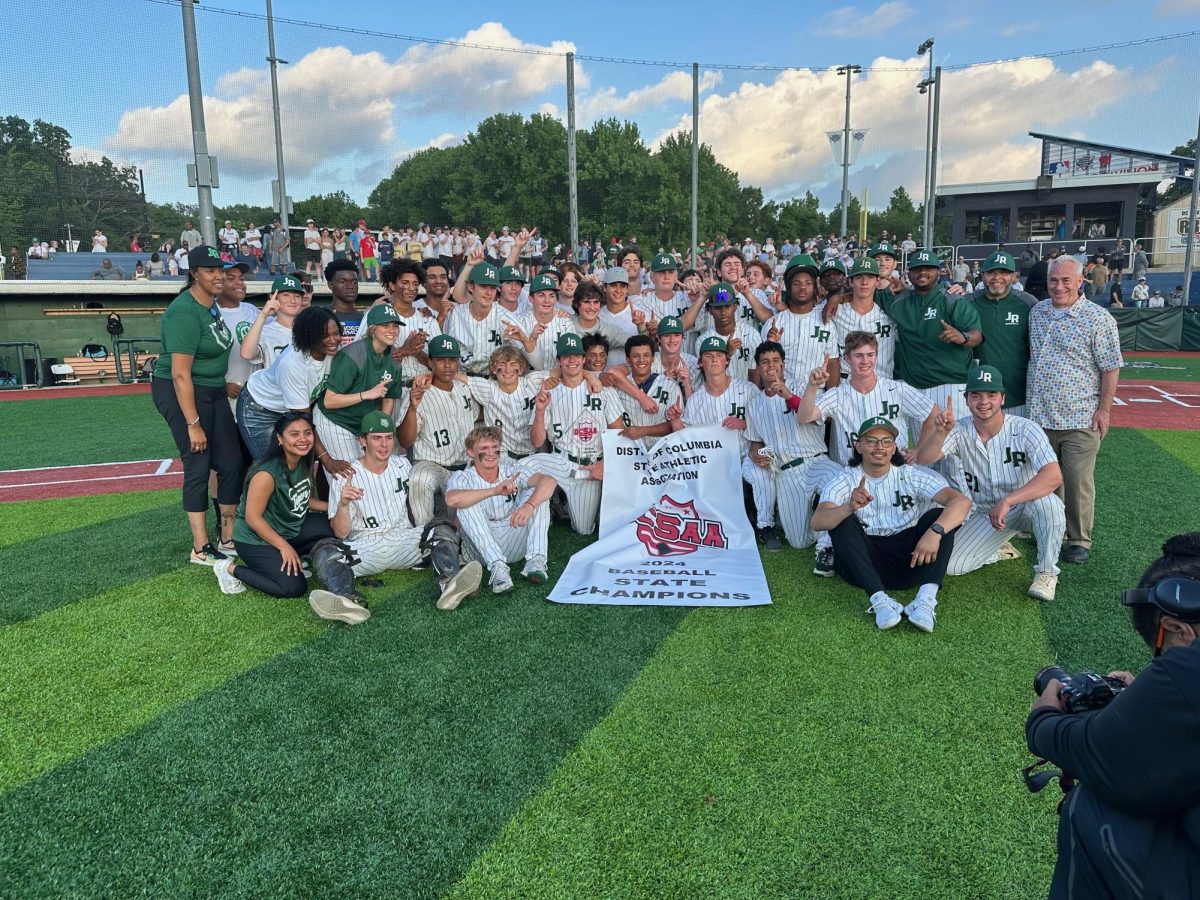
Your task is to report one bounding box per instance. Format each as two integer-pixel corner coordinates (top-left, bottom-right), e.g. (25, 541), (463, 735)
(930, 523), (946, 536)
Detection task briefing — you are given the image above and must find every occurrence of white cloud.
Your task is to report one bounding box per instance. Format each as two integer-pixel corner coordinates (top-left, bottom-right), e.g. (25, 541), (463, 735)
(815, 2), (914, 37)
(106, 23), (573, 179)
(1156, 0), (1200, 13)
(577, 69), (722, 125)
(651, 55), (1141, 205)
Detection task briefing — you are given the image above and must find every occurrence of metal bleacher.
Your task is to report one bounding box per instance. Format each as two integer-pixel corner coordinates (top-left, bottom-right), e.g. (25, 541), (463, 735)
(26, 253), (187, 281)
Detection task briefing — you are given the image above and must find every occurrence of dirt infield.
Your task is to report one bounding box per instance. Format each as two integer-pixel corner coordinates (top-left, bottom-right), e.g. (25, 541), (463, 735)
(0, 458), (181, 501)
(0, 383), (150, 402)
(1111, 380), (1200, 430)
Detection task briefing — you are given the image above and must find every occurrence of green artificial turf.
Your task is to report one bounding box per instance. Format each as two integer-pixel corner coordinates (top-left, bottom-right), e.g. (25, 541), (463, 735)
(1144, 427), (1200, 473)
(0, 501), (194, 625)
(1121, 353), (1200, 381)
(450, 552), (1059, 899)
(0, 540), (686, 898)
(0, 488), (175, 548)
(0, 394), (176, 469)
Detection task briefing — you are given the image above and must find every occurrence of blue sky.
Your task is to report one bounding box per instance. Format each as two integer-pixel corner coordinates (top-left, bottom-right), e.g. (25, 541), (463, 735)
(2, 0), (1198, 211)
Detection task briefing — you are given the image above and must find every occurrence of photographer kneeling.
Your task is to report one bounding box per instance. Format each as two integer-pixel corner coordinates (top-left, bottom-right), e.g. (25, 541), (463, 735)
(1026, 533), (1200, 898)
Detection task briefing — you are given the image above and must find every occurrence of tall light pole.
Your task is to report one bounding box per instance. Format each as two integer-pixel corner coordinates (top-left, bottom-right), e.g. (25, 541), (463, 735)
(917, 38), (934, 248)
(181, 0), (217, 247)
(266, 0), (291, 249)
(836, 64), (861, 238)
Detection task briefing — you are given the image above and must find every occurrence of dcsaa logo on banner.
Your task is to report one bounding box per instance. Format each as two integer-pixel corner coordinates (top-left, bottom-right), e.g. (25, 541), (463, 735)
(548, 425), (771, 607)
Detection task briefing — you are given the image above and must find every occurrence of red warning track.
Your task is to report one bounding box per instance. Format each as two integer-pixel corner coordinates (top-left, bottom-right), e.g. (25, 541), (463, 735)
(1112, 381), (1200, 430)
(0, 383), (150, 402)
(0, 458), (182, 502)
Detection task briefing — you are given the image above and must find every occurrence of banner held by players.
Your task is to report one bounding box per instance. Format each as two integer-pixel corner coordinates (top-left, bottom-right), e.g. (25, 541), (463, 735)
(548, 425), (771, 607)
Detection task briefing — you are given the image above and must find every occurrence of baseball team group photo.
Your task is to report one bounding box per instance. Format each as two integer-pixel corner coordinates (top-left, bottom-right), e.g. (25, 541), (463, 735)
(3, 2), (1200, 896)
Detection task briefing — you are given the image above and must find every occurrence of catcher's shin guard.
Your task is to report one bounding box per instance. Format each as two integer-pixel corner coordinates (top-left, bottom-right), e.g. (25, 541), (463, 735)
(419, 517), (463, 583)
(310, 538), (361, 601)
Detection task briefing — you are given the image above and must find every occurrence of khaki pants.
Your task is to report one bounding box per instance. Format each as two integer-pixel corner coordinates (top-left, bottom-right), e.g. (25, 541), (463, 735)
(1043, 427), (1102, 548)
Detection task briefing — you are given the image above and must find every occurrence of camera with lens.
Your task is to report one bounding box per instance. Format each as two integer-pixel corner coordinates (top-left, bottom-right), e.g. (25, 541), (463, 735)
(1032, 665), (1127, 714)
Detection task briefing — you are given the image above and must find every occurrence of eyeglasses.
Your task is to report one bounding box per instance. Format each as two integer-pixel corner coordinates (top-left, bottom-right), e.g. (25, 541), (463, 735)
(861, 437), (895, 448)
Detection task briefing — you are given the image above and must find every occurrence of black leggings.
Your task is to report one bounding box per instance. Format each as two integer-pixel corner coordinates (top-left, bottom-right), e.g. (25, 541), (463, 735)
(152, 377), (243, 512)
(232, 513), (333, 598)
(830, 509), (956, 597)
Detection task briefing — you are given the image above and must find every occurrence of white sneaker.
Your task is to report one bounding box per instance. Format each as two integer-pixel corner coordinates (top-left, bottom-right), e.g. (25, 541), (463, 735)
(489, 562), (514, 594)
(1028, 572), (1058, 602)
(521, 555), (549, 585)
(905, 597), (937, 633)
(213, 557), (245, 594)
(436, 561), (483, 611)
(308, 590), (371, 624)
(867, 594), (903, 630)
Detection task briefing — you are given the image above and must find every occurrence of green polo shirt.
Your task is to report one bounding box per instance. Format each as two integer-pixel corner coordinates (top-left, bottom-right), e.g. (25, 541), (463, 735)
(233, 456), (313, 546)
(966, 290), (1034, 407)
(153, 289), (234, 387)
(877, 287), (981, 390)
(317, 337), (402, 432)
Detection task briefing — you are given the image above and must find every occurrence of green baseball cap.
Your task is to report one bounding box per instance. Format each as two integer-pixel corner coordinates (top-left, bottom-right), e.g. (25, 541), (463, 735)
(499, 265), (526, 283)
(908, 248), (940, 269)
(427, 334), (462, 358)
(868, 242), (898, 259)
(982, 251), (1016, 273)
(272, 274), (303, 294)
(538, 264), (560, 278)
(698, 335), (728, 354)
(784, 254), (820, 282)
(965, 365), (1006, 393)
(556, 332), (584, 357)
(706, 282), (737, 306)
(359, 410), (395, 435)
(850, 256), (880, 277)
(365, 303), (402, 327)
(469, 262), (500, 286)
(650, 252), (678, 272)
(819, 258), (848, 276)
(657, 315), (684, 335)
(529, 273), (557, 294)
(857, 415), (899, 438)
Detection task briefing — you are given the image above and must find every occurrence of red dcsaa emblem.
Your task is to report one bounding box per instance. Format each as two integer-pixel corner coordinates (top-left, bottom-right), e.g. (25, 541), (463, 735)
(635, 496), (728, 557)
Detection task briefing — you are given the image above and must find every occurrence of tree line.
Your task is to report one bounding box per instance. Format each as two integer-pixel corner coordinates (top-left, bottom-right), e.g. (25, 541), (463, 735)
(2, 112), (945, 255)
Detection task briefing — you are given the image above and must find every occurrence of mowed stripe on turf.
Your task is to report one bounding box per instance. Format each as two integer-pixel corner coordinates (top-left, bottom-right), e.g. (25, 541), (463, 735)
(0, 565), (685, 898)
(449, 554), (1060, 899)
(0, 489), (176, 549)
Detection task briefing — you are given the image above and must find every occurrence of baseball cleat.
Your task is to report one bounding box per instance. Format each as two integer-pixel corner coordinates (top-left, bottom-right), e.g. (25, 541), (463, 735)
(436, 561), (483, 611)
(1027, 572), (1058, 602)
(308, 590), (370, 624)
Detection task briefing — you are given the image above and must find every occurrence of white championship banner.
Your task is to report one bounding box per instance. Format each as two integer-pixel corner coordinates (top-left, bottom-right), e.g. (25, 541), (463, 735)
(548, 425), (771, 607)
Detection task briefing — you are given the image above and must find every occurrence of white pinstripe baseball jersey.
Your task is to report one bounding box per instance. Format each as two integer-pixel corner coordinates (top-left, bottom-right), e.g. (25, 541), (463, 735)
(821, 464), (948, 536)
(746, 380), (827, 459)
(762, 305), (837, 383)
(445, 302), (507, 375)
(814, 376), (934, 463)
(637, 290), (690, 323)
(683, 378), (760, 456)
(688, 290), (758, 336)
(466, 371), (548, 456)
(937, 413), (1057, 507)
(446, 460), (536, 522)
(327, 456), (413, 540)
(392, 308), (442, 381)
(618, 373), (681, 448)
(651, 351), (701, 388)
(696, 323), (762, 382)
(397, 381), (479, 466)
(533, 382), (623, 459)
(513, 312), (576, 371)
(832, 302), (896, 377)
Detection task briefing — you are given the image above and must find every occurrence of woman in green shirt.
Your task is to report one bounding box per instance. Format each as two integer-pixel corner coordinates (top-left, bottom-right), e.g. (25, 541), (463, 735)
(212, 413), (369, 624)
(151, 245), (244, 565)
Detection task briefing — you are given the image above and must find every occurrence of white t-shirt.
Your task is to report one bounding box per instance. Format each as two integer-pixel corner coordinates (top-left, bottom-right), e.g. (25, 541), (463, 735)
(246, 347), (331, 412)
(304, 228), (321, 250)
(219, 301), (262, 386)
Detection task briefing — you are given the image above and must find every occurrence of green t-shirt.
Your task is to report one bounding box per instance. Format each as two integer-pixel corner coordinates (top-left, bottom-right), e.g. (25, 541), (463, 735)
(316, 337), (403, 431)
(966, 290), (1034, 407)
(153, 289), (235, 387)
(877, 287), (982, 390)
(232, 456), (313, 546)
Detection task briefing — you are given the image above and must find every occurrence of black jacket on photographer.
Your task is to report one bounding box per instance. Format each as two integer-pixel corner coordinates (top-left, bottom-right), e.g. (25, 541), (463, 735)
(1027, 639), (1200, 847)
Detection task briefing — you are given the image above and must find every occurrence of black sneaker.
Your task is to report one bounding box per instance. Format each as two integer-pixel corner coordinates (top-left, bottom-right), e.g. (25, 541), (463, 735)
(757, 526), (784, 552)
(813, 547), (835, 577)
(190, 543), (228, 567)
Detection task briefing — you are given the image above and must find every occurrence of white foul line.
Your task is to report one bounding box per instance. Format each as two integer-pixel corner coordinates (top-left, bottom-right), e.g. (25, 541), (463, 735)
(0, 472), (180, 490)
